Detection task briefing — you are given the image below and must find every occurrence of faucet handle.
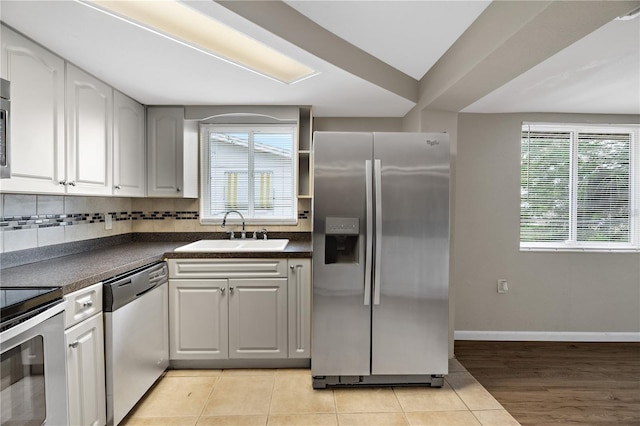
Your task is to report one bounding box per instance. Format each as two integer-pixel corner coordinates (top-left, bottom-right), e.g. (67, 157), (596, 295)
(226, 230), (235, 239)
(240, 230), (247, 239)
(260, 228), (268, 240)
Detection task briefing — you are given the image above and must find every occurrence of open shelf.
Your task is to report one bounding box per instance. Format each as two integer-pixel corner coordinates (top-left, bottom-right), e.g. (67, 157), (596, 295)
(297, 107), (313, 198)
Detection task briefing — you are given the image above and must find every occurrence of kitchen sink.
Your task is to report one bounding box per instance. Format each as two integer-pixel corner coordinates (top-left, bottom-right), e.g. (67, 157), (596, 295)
(174, 239), (289, 252)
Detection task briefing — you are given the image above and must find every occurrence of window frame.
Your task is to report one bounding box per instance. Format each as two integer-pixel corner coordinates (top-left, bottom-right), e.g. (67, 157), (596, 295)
(520, 122), (639, 253)
(199, 123), (298, 225)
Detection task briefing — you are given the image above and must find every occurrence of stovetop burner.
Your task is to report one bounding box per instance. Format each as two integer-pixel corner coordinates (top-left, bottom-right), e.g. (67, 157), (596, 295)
(0, 287), (63, 332)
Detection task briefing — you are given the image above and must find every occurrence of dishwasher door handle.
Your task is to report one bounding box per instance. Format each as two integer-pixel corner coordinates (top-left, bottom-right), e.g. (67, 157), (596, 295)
(135, 283), (161, 298)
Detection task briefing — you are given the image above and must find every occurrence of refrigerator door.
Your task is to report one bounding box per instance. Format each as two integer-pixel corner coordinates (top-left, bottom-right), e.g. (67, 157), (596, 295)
(371, 132), (449, 375)
(312, 132), (373, 376)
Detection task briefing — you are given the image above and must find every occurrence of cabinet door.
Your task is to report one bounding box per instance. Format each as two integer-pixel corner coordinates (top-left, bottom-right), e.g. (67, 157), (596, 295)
(113, 91), (145, 197)
(169, 279), (228, 360)
(66, 64), (113, 195)
(65, 313), (106, 426)
(229, 278), (287, 359)
(287, 259), (311, 358)
(0, 26), (66, 194)
(147, 107), (185, 197)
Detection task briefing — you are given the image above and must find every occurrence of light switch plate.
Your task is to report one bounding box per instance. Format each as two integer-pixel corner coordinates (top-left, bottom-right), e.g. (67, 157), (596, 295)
(497, 279), (508, 293)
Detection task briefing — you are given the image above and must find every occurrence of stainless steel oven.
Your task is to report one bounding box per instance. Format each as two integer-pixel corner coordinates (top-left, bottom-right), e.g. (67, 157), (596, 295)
(1, 287), (68, 426)
(0, 78), (10, 179)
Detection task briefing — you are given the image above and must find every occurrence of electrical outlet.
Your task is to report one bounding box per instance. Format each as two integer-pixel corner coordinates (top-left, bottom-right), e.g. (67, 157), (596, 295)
(105, 214), (113, 230)
(497, 279), (508, 293)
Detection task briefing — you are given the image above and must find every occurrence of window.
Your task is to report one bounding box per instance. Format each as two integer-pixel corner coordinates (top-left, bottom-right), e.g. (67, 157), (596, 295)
(520, 123), (639, 252)
(200, 124), (297, 224)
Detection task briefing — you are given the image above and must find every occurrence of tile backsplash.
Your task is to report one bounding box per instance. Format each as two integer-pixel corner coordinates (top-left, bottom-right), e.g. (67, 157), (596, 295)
(0, 194), (312, 254)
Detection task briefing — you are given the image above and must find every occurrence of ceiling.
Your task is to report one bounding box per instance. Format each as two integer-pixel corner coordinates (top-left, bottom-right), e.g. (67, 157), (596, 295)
(0, 1), (638, 117)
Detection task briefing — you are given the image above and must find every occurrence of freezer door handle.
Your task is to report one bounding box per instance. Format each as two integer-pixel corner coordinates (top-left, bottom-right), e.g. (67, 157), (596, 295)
(364, 160), (373, 306)
(374, 159), (382, 305)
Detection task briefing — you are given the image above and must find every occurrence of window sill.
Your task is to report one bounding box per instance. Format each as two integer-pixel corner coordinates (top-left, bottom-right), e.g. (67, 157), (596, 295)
(520, 246), (640, 253)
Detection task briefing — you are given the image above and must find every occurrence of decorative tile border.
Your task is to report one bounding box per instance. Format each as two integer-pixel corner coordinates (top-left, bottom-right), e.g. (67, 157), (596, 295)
(0, 210), (200, 232)
(130, 211), (199, 221)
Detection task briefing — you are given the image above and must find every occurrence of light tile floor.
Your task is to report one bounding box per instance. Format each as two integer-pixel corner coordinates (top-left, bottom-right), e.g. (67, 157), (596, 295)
(122, 359), (520, 426)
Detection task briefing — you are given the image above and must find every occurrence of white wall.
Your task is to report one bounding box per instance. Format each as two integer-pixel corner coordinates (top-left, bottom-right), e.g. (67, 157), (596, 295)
(314, 117), (403, 132)
(454, 112), (640, 336)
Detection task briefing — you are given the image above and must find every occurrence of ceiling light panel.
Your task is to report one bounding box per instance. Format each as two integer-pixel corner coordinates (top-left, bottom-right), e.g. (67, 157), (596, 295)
(84, 0), (316, 84)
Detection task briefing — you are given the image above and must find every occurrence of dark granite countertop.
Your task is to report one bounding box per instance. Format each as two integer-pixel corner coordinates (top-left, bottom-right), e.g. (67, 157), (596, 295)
(0, 235), (312, 295)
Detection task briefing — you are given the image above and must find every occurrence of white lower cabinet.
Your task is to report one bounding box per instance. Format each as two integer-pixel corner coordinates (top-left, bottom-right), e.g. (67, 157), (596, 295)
(170, 279), (228, 360)
(229, 278), (287, 359)
(64, 283), (106, 426)
(287, 259), (311, 358)
(65, 314), (106, 426)
(168, 258), (310, 362)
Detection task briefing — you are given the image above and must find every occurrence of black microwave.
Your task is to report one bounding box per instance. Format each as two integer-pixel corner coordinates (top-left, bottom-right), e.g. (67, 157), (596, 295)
(1, 78), (10, 179)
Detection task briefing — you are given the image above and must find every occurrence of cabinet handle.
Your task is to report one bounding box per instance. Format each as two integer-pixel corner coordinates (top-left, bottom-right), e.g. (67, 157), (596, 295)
(59, 180), (67, 186)
(69, 341), (79, 349)
(114, 185), (121, 190)
(68, 181), (76, 187)
(82, 300), (93, 308)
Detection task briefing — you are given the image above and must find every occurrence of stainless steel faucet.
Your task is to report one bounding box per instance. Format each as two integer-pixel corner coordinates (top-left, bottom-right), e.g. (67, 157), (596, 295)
(252, 228), (268, 240)
(221, 210), (246, 239)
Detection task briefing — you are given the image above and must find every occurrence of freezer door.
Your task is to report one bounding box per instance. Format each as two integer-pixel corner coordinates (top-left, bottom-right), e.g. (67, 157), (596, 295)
(312, 132), (373, 376)
(371, 132), (449, 375)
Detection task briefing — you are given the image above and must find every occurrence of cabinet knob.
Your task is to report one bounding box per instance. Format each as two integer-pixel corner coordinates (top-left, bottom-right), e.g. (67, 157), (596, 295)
(114, 185), (121, 190)
(221, 287), (226, 295)
(176, 187), (181, 192)
(82, 300), (93, 308)
(229, 286), (235, 294)
(68, 181), (76, 187)
(69, 341), (79, 349)
(59, 180), (67, 186)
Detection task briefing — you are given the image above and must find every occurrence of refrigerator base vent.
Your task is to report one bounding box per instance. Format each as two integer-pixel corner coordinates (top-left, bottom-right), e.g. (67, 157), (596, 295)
(312, 374), (444, 389)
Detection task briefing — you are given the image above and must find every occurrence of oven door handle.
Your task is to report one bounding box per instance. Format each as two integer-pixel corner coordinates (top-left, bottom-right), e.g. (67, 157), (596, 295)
(0, 300), (67, 343)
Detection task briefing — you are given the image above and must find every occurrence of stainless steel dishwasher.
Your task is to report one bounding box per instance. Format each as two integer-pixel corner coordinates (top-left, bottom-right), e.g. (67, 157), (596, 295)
(103, 261), (169, 426)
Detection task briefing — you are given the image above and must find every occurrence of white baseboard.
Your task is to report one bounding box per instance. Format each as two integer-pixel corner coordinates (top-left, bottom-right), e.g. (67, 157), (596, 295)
(454, 330), (640, 342)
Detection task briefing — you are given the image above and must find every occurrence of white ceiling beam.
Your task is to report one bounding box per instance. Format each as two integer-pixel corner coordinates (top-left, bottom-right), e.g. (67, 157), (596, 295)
(419, 0), (640, 112)
(216, 0), (419, 103)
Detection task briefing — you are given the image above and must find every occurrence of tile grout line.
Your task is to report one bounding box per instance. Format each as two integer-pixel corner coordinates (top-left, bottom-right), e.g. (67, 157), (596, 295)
(195, 370), (222, 423)
(266, 370), (277, 426)
(392, 387), (412, 425)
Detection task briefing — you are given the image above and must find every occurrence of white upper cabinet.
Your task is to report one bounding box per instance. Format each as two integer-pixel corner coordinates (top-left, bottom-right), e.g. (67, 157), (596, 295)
(146, 107), (198, 198)
(113, 91), (145, 197)
(66, 64), (113, 196)
(0, 26), (66, 194)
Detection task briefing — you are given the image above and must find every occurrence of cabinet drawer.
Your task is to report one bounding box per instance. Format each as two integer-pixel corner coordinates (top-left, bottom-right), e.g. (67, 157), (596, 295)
(64, 283), (102, 329)
(169, 259), (287, 279)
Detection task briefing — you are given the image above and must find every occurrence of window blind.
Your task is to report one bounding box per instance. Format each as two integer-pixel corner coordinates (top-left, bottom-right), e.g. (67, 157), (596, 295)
(520, 129), (571, 242)
(201, 125), (296, 224)
(576, 132), (630, 243)
(520, 123), (639, 251)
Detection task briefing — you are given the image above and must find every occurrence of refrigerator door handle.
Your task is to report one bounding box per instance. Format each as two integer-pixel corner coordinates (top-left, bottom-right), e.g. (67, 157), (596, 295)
(364, 160), (373, 306)
(374, 159), (382, 305)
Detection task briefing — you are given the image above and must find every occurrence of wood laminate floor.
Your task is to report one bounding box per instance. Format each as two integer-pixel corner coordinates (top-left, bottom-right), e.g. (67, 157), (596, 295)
(454, 341), (640, 425)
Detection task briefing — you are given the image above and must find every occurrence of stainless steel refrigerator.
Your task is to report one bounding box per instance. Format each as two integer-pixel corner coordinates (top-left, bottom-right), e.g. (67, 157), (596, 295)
(311, 131), (449, 388)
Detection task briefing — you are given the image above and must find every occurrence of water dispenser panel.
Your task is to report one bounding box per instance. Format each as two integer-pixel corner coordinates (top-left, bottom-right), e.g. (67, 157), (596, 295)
(326, 217), (359, 235)
(325, 217), (359, 264)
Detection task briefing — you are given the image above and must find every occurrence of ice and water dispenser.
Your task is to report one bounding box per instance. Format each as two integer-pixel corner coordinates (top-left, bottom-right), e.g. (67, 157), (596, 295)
(324, 217), (359, 264)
